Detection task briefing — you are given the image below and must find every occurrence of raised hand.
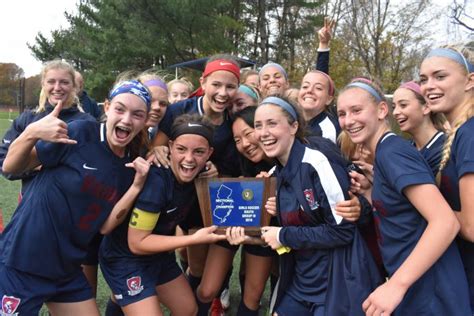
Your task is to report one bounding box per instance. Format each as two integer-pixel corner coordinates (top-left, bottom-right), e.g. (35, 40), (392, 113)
(32, 100), (77, 144)
(198, 161), (218, 178)
(149, 145), (170, 168)
(125, 157), (151, 190)
(318, 17), (336, 48)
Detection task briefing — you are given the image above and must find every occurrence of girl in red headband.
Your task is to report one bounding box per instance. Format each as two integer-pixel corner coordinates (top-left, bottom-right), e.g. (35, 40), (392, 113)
(150, 54), (242, 315)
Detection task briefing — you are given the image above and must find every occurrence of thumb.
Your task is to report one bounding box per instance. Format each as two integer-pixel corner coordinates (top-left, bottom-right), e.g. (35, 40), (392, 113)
(348, 191), (355, 198)
(51, 100), (63, 117)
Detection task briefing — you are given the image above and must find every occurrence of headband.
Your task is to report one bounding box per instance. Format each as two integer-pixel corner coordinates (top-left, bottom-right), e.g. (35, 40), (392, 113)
(238, 84), (258, 100)
(425, 48), (474, 73)
(399, 81), (422, 97)
(170, 121), (214, 146)
(203, 59), (240, 81)
(259, 62), (288, 80)
(346, 82), (383, 103)
(144, 79), (168, 93)
(312, 70), (335, 96)
(109, 80), (151, 110)
(260, 96), (297, 121)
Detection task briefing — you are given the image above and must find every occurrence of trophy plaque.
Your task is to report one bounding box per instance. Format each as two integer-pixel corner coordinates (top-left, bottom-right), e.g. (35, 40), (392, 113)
(195, 177), (276, 236)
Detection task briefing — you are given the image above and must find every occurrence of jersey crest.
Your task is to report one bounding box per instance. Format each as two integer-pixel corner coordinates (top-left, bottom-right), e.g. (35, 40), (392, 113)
(1, 295), (20, 316)
(304, 189), (319, 210)
(127, 276), (144, 296)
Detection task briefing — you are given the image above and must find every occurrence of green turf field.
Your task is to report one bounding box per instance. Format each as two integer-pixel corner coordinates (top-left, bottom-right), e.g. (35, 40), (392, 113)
(0, 116), (270, 315)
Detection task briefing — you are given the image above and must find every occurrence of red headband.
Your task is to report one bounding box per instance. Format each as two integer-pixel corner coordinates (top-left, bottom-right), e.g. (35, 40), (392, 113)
(313, 70), (335, 96)
(203, 59), (240, 81)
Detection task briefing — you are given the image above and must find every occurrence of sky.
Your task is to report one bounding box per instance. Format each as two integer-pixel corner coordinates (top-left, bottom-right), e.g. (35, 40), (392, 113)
(0, 0), (472, 78)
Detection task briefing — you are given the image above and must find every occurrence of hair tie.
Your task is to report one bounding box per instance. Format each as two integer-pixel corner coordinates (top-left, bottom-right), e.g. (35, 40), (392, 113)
(259, 62), (288, 80)
(260, 96), (297, 121)
(170, 121), (214, 146)
(203, 59), (240, 81)
(144, 79), (168, 93)
(109, 80), (151, 110)
(346, 82), (383, 103)
(399, 81), (422, 97)
(313, 70), (335, 96)
(425, 48), (474, 73)
(238, 84), (258, 100)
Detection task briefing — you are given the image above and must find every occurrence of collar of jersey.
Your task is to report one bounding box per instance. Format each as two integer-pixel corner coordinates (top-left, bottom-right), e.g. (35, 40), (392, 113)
(276, 139), (305, 182)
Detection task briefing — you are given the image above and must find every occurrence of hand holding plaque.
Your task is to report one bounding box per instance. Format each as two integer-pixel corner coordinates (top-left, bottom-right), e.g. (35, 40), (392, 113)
(195, 177), (276, 237)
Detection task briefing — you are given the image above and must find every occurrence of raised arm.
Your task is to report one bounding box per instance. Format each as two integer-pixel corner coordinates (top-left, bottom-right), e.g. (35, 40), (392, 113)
(2, 101), (76, 175)
(100, 157), (151, 235)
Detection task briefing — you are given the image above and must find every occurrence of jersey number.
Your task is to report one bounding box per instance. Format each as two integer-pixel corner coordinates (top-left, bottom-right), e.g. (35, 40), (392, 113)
(79, 203), (101, 231)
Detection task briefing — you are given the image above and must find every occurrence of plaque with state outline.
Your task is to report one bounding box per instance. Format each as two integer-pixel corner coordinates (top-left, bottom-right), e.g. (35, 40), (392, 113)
(195, 177), (276, 236)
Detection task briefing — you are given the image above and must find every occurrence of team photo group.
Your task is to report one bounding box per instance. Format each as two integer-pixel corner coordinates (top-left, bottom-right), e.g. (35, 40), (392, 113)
(0, 17), (473, 316)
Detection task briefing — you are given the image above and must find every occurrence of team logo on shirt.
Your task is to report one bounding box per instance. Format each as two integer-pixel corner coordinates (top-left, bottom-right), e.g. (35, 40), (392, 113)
(1, 295), (21, 316)
(303, 189), (319, 210)
(126, 276), (144, 296)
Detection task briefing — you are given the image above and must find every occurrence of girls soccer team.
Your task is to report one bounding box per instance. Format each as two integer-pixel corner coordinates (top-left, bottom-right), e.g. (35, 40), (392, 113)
(0, 42), (473, 316)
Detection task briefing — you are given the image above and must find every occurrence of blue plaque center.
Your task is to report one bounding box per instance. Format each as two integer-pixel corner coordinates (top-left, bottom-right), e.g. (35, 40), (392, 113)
(209, 180), (263, 227)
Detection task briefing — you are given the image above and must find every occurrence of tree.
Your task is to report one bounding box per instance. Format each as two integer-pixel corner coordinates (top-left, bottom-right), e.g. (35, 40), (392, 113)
(450, 0), (474, 31)
(325, 0), (432, 92)
(0, 63), (24, 106)
(28, 0), (247, 99)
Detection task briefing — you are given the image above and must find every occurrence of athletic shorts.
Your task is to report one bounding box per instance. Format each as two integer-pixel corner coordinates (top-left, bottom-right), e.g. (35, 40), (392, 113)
(243, 244), (275, 257)
(275, 293), (325, 316)
(100, 252), (182, 307)
(82, 233), (103, 265)
(0, 262), (93, 315)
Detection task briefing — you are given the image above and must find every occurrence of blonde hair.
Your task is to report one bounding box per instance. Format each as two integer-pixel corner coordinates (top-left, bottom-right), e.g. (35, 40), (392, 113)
(436, 44), (474, 183)
(167, 78), (194, 93)
(137, 69), (170, 86)
(36, 60), (79, 113)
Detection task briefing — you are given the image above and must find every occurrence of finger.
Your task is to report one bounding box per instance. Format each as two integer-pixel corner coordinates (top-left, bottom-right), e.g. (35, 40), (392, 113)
(51, 100), (63, 117)
(57, 138), (77, 145)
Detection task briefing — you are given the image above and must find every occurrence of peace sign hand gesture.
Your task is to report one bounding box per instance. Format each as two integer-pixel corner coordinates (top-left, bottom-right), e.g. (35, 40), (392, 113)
(318, 17), (336, 49)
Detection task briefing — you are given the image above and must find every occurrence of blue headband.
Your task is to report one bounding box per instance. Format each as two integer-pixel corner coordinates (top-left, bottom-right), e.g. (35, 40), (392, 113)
(109, 80), (151, 110)
(260, 96), (297, 121)
(346, 82), (383, 103)
(426, 48), (474, 73)
(239, 85), (258, 101)
(259, 62), (288, 80)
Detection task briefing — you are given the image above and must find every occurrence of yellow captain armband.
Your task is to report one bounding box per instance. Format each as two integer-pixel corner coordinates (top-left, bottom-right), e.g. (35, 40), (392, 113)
(129, 208), (160, 231)
(276, 246), (292, 255)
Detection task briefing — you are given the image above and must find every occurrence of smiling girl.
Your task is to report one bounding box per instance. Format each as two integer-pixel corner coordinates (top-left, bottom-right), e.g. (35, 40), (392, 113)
(392, 81), (446, 176)
(0, 80), (152, 315)
(419, 46), (474, 313)
(254, 96), (380, 316)
(100, 114), (226, 316)
(0, 60), (94, 195)
(337, 78), (471, 315)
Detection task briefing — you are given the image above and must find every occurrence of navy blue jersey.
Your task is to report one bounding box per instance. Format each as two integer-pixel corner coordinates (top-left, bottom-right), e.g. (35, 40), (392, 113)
(306, 111), (341, 144)
(0, 104), (95, 194)
(413, 131), (445, 177)
(271, 140), (381, 315)
(100, 166), (199, 262)
(0, 121), (134, 279)
(372, 132), (470, 315)
(158, 96), (240, 176)
(439, 117), (474, 312)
